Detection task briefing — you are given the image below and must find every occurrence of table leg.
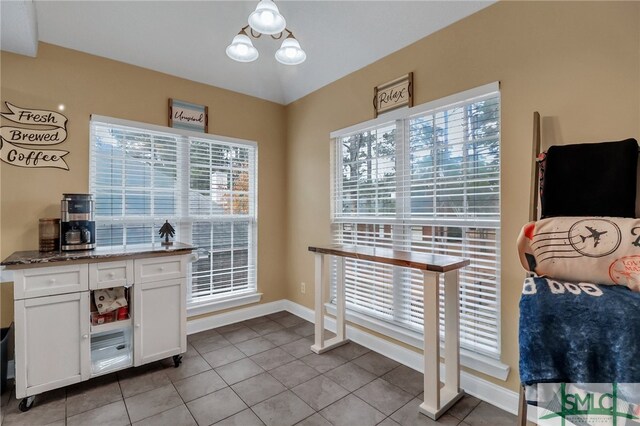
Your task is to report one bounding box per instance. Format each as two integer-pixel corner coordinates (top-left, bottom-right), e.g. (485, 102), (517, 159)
(442, 269), (464, 407)
(335, 257), (346, 341)
(312, 253), (325, 352)
(419, 271), (440, 416)
(311, 254), (350, 354)
(419, 270), (464, 420)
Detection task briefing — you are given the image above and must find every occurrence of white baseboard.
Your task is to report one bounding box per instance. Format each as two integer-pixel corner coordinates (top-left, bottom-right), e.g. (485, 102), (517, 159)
(186, 298), (536, 422)
(186, 300), (287, 335)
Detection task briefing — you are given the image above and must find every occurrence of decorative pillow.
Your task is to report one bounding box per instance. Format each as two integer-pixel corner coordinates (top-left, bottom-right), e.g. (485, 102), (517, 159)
(517, 217), (640, 292)
(541, 139), (638, 218)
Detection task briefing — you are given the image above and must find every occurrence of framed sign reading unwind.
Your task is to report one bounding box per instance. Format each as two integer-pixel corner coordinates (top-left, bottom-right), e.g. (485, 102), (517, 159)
(373, 73), (413, 117)
(168, 99), (208, 133)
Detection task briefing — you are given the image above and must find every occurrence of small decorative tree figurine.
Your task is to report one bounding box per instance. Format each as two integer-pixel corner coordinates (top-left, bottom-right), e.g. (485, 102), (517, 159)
(159, 220), (175, 246)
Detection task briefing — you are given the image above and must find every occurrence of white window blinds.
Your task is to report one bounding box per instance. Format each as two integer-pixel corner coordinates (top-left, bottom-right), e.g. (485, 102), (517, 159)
(188, 138), (257, 300)
(89, 116), (257, 305)
(331, 83), (501, 357)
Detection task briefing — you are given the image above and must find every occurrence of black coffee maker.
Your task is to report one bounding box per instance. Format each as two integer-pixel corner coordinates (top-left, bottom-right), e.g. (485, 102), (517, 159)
(60, 193), (96, 251)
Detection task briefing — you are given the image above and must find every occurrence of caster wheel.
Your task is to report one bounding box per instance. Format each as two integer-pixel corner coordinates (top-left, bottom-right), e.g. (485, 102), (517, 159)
(19, 396), (35, 412)
(172, 355), (183, 368)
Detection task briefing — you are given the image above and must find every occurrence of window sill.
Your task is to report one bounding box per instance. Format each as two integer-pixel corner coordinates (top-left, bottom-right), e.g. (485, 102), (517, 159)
(325, 303), (510, 381)
(187, 292), (262, 317)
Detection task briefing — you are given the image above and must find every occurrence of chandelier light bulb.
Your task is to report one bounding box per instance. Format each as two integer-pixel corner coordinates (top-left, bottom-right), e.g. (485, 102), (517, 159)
(248, 0), (286, 35)
(262, 11), (274, 25)
(275, 35), (306, 65)
(226, 33), (259, 63)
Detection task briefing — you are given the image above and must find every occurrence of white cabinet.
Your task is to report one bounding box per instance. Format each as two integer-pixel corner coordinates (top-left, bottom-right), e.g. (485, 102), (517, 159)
(11, 253), (190, 402)
(14, 292), (91, 398)
(134, 278), (186, 366)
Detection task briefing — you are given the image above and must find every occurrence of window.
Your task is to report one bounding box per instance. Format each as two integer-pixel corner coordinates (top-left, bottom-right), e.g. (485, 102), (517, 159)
(89, 116), (257, 310)
(331, 83), (500, 357)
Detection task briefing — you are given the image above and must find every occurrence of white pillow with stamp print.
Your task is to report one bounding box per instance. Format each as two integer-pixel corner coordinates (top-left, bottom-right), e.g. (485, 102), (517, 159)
(517, 217), (640, 292)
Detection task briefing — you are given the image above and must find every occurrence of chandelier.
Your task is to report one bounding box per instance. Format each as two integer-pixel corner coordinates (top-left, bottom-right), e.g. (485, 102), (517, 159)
(226, 0), (306, 66)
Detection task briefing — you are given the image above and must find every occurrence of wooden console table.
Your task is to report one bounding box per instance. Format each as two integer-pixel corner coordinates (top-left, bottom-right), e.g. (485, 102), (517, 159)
(308, 245), (470, 420)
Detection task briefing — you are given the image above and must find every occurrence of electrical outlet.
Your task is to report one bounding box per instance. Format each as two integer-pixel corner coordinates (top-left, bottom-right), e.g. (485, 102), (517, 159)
(300, 282), (306, 294)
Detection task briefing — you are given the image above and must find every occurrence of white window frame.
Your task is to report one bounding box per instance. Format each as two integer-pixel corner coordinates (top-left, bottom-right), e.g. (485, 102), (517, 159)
(89, 115), (259, 316)
(329, 82), (505, 374)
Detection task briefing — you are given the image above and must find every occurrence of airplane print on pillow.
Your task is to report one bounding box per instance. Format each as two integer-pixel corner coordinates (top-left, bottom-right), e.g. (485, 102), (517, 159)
(517, 217), (640, 292)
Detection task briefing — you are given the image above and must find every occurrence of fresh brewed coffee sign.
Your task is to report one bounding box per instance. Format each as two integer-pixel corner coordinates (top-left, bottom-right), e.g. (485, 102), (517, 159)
(0, 102), (70, 170)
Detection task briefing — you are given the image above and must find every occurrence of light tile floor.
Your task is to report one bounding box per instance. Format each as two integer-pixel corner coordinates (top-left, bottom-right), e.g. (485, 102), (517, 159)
(0, 312), (523, 425)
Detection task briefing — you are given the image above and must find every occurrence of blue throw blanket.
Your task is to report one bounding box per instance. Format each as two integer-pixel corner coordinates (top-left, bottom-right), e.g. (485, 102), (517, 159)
(519, 276), (640, 386)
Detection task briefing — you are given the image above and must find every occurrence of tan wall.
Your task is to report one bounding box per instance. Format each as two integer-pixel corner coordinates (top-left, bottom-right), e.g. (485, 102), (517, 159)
(285, 1), (640, 392)
(0, 43), (288, 327)
(1, 1), (639, 393)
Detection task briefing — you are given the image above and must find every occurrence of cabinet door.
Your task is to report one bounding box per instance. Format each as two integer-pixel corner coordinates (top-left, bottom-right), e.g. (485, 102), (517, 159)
(133, 278), (186, 366)
(14, 292), (91, 398)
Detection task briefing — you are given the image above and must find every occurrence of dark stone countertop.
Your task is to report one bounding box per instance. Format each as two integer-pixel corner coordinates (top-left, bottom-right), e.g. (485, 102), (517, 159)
(1, 242), (195, 268)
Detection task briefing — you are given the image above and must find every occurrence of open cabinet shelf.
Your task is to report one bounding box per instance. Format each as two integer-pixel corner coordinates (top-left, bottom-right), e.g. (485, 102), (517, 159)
(89, 286), (133, 376)
(90, 317), (131, 335)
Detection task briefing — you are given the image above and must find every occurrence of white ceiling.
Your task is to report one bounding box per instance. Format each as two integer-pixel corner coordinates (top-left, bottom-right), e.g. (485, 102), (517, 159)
(0, 0), (38, 57)
(9, 1), (494, 105)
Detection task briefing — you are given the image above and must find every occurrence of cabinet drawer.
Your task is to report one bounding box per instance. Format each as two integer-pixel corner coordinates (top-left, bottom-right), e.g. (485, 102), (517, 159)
(14, 264), (89, 300)
(134, 255), (186, 283)
(89, 260), (133, 289)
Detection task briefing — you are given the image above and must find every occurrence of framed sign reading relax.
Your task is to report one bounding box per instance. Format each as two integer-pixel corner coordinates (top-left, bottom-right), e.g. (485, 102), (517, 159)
(373, 73), (413, 117)
(168, 99), (208, 133)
